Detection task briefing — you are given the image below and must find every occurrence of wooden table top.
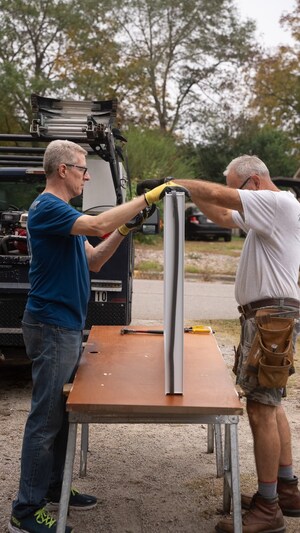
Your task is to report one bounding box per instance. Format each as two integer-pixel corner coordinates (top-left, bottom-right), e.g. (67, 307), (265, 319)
(67, 326), (243, 417)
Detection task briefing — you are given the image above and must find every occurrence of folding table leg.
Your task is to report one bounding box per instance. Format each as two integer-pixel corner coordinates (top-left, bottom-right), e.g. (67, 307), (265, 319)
(57, 422), (78, 533)
(207, 424), (214, 453)
(223, 418), (242, 533)
(207, 424), (224, 478)
(229, 422), (242, 533)
(214, 424), (224, 478)
(223, 424), (231, 513)
(79, 423), (89, 477)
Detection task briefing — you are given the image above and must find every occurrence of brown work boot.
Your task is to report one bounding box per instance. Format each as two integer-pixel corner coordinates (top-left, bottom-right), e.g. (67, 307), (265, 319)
(241, 493), (252, 510)
(277, 476), (300, 516)
(242, 476), (300, 517)
(215, 493), (285, 533)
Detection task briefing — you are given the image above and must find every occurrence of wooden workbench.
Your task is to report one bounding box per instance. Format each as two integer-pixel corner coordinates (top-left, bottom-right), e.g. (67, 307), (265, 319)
(57, 325), (243, 532)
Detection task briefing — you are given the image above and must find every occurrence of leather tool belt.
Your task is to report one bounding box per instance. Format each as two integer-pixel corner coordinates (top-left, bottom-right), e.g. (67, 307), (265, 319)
(246, 308), (296, 388)
(238, 298), (300, 320)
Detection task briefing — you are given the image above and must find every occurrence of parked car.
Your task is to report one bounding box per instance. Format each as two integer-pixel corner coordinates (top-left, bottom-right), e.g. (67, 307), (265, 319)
(185, 204), (232, 242)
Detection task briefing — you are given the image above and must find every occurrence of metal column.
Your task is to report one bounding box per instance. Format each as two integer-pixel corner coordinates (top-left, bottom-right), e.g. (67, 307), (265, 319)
(163, 191), (185, 394)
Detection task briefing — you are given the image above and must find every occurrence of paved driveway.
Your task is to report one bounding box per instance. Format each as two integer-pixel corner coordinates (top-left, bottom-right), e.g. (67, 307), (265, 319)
(132, 279), (239, 324)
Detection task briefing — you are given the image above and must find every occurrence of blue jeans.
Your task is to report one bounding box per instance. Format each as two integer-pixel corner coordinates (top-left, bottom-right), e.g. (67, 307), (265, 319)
(12, 310), (83, 518)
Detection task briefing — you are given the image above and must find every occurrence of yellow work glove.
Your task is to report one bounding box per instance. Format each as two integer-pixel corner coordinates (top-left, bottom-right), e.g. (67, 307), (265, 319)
(118, 205), (156, 236)
(136, 177), (173, 196)
(144, 181), (190, 206)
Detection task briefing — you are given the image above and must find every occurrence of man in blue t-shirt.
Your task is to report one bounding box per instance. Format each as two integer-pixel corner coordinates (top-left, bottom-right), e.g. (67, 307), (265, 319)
(8, 140), (182, 533)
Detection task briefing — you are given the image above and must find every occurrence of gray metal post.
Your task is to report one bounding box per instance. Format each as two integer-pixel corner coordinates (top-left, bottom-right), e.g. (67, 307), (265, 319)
(163, 191), (185, 394)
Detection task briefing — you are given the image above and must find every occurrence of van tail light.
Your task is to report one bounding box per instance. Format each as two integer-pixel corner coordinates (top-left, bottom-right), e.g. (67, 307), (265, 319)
(189, 215), (199, 224)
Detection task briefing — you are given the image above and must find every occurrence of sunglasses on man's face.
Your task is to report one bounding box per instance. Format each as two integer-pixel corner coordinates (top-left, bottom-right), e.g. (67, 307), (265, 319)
(239, 176), (252, 190)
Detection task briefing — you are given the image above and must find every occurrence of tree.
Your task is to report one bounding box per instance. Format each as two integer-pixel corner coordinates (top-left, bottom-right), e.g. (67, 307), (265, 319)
(0, 0), (68, 128)
(249, 1), (300, 144)
(124, 125), (195, 195)
(0, 0), (120, 130)
(187, 119), (299, 182)
(94, 0), (257, 134)
(0, 0), (259, 139)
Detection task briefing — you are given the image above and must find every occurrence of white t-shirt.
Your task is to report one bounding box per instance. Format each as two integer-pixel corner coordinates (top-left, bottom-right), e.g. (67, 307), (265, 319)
(232, 190), (300, 305)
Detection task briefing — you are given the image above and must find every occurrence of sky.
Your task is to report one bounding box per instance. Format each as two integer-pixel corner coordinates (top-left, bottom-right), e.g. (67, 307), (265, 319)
(235, 0), (296, 48)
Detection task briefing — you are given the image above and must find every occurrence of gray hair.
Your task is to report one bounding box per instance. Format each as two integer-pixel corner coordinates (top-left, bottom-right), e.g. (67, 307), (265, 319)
(43, 140), (87, 176)
(223, 155), (270, 180)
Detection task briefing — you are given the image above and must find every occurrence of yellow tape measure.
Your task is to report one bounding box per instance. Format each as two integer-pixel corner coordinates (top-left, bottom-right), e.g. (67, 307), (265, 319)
(185, 325), (213, 334)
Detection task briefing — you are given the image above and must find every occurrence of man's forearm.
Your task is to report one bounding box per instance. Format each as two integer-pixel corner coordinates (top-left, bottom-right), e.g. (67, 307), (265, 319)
(174, 179), (237, 207)
(87, 230), (125, 272)
(73, 196), (147, 236)
(174, 179), (241, 227)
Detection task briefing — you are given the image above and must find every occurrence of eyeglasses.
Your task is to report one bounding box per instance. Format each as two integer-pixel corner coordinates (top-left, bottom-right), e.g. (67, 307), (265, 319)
(239, 176), (252, 190)
(64, 163), (88, 176)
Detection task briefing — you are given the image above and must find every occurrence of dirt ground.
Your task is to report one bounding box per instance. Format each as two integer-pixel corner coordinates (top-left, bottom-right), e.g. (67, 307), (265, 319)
(1, 328), (300, 533)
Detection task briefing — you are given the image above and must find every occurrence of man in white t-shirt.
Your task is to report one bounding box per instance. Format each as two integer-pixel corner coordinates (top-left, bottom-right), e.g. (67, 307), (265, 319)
(164, 156), (300, 533)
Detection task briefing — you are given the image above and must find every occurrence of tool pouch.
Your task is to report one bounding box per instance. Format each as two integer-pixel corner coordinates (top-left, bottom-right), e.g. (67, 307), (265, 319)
(245, 308), (295, 388)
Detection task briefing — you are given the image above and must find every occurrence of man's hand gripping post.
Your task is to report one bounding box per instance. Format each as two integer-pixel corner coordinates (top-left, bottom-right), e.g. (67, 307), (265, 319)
(136, 178), (190, 205)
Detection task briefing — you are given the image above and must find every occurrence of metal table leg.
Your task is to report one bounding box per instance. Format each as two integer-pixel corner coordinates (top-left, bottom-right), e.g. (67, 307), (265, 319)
(230, 421), (242, 533)
(223, 416), (242, 533)
(207, 424), (214, 453)
(214, 424), (224, 478)
(79, 423), (89, 477)
(57, 422), (78, 533)
(207, 424), (224, 478)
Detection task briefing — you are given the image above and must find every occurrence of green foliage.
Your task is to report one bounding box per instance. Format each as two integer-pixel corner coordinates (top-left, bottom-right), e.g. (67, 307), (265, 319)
(125, 126), (196, 187)
(232, 125), (298, 176)
(188, 120), (299, 181)
(250, 2), (300, 143)
(0, 0), (297, 187)
(0, 0), (258, 134)
(0, 0), (120, 128)
(251, 50), (300, 144)
(107, 0), (257, 132)
(133, 233), (162, 246)
(135, 259), (163, 272)
(134, 233), (164, 249)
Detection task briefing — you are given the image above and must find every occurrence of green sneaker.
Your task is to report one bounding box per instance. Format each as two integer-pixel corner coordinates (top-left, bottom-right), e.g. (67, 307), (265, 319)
(8, 507), (74, 532)
(47, 488), (97, 511)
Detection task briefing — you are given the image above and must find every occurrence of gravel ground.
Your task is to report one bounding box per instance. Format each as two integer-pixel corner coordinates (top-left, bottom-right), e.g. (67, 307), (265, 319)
(1, 330), (300, 533)
(0, 243), (299, 532)
(134, 246), (239, 280)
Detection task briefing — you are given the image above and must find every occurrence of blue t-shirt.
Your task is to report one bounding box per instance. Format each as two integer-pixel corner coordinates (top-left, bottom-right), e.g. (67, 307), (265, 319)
(26, 193), (90, 330)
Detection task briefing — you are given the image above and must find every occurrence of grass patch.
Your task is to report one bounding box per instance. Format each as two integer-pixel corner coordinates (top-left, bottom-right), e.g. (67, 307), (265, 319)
(209, 319), (240, 337)
(197, 319), (241, 346)
(184, 264), (201, 274)
(135, 260), (163, 272)
(134, 234), (244, 257)
(184, 236), (243, 257)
